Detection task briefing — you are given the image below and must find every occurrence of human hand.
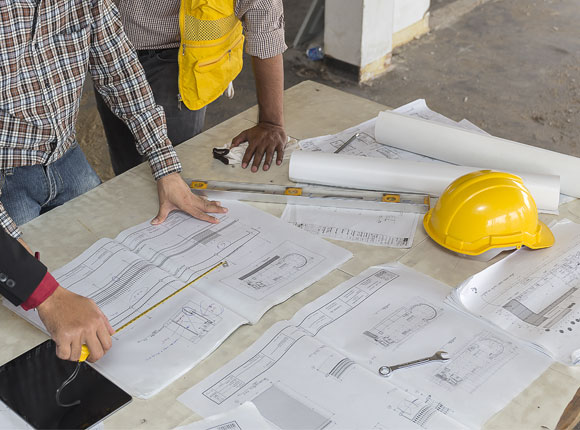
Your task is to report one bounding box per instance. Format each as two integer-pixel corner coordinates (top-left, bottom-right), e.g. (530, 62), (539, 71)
(152, 173), (227, 225)
(37, 286), (114, 362)
(231, 122), (287, 172)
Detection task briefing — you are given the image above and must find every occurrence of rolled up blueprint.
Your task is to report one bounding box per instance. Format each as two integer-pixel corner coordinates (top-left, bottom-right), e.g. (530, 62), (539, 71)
(288, 151), (560, 212)
(375, 110), (580, 197)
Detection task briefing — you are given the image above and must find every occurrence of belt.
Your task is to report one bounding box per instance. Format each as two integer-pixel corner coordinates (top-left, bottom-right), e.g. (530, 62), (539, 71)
(137, 47), (180, 57)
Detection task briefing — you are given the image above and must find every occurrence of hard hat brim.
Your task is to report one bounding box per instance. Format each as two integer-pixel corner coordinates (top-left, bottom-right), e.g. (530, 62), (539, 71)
(525, 220), (555, 250)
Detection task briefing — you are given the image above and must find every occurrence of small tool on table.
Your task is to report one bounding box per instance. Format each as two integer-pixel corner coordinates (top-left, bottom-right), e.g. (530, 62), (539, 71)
(212, 147), (231, 165)
(378, 351), (450, 377)
(55, 260), (227, 407)
(334, 132), (360, 154)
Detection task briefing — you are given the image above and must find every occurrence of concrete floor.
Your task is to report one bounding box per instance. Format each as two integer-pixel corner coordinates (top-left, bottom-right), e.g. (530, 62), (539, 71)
(77, 0), (580, 181)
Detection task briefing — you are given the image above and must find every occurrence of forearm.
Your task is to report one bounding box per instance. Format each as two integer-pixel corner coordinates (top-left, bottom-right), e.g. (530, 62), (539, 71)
(251, 54), (284, 127)
(88, 0), (181, 180)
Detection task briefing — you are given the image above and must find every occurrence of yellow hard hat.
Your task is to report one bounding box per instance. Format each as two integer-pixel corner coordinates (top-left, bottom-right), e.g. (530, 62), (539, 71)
(423, 170), (554, 255)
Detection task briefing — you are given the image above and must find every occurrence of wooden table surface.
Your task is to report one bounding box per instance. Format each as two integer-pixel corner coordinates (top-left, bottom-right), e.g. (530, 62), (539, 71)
(3, 81), (580, 429)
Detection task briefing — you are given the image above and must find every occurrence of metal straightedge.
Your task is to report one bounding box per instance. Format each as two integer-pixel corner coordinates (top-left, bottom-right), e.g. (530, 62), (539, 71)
(188, 180), (431, 214)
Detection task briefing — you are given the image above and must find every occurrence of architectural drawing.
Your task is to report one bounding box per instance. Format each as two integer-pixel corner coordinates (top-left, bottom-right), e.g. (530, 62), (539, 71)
(433, 331), (518, 393)
(281, 205), (419, 248)
(363, 298), (441, 349)
(9, 202), (351, 399)
(222, 242), (323, 300)
(477, 248), (580, 332)
(117, 213), (261, 281)
(252, 385), (333, 430)
(164, 301), (224, 344)
(395, 396), (450, 428)
(180, 265), (551, 430)
(503, 287), (577, 328)
(311, 346), (356, 381)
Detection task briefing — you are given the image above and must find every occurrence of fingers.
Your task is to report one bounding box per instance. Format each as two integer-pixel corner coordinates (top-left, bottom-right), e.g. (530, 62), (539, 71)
(276, 143), (285, 166)
(236, 124), (286, 171)
(183, 201), (219, 224)
(37, 287), (114, 363)
(241, 144), (254, 169)
(85, 333), (105, 363)
(70, 337), (83, 362)
(231, 130), (248, 148)
(102, 310), (116, 335)
(151, 204), (172, 225)
(263, 145), (275, 171)
(251, 146), (266, 172)
(55, 340), (71, 361)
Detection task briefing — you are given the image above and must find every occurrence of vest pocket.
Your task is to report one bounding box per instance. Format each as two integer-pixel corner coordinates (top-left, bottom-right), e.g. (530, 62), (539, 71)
(179, 28), (244, 110)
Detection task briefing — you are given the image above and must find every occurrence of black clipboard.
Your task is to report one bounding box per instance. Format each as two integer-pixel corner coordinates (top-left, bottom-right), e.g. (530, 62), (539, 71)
(0, 340), (131, 429)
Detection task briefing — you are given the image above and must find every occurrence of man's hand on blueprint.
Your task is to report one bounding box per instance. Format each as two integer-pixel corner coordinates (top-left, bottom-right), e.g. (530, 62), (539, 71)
(37, 286), (114, 362)
(152, 173), (228, 225)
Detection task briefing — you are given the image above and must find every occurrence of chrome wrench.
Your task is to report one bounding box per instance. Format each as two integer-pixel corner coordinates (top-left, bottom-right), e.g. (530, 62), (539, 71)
(378, 351), (450, 377)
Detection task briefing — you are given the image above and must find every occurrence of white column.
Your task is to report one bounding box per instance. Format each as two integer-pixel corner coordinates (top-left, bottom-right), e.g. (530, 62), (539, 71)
(393, 0), (430, 48)
(324, 0), (395, 82)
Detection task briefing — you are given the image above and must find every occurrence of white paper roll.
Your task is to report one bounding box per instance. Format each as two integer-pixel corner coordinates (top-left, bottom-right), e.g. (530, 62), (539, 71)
(288, 151), (560, 212)
(375, 110), (579, 197)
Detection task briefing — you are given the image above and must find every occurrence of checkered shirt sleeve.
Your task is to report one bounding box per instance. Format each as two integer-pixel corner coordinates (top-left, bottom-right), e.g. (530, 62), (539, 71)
(236, 0), (287, 59)
(89, 0), (182, 180)
(0, 202), (20, 239)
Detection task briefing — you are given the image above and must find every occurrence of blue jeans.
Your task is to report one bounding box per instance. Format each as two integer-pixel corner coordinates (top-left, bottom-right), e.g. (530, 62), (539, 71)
(94, 47), (206, 176)
(0, 144), (101, 227)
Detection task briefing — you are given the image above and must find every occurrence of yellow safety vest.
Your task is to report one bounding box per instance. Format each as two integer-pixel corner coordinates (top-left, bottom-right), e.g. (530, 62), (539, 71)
(178, 0), (244, 110)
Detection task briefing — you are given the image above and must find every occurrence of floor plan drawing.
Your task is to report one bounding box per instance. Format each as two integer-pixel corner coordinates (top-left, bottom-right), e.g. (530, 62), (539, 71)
(180, 265), (551, 430)
(221, 242), (324, 300)
(7, 201), (352, 399)
(395, 396), (451, 428)
(163, 300), (224, 344)
(433, 331), (518, 393)
(363, 297), (441, 349)
(455, 220), (580, 364)
(117, 213), (262, 281)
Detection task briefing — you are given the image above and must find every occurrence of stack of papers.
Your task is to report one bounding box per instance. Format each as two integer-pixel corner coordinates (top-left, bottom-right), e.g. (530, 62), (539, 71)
(179, 263), (550, 429)
(7, 201), (352, 398)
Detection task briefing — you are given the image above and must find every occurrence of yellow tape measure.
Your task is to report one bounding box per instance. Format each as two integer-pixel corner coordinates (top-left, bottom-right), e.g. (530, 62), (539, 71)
(79, 261), (226, 362)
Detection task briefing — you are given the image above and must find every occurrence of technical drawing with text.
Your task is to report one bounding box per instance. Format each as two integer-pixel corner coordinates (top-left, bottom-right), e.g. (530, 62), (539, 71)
(363, 297), (441, 349)
(433, 331), (518, 393)
(221, 241), (325, 300)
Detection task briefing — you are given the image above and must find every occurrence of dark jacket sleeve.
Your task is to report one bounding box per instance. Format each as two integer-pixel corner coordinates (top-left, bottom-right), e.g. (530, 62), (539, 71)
(0, 229), (47, 306)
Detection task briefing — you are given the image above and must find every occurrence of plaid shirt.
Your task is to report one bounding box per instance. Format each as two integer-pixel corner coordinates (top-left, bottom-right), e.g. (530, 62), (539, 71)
(0, 0), (182, 237)
(115, 0), (287, 59)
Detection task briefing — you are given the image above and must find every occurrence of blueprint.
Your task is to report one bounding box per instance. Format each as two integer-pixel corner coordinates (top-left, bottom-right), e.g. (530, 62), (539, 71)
(453, 219), (580, 364)
(297, 99), (463, 162)
(179, 264), (551, 429)
(281, 205), (419, 248)
(176, 402), (273, 430)
(7, 201), (352, 398)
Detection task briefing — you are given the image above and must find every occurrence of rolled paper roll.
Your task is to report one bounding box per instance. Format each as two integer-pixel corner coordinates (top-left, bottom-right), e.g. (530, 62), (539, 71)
(289, 151), (560, 213)
(375, 110), (577, 198)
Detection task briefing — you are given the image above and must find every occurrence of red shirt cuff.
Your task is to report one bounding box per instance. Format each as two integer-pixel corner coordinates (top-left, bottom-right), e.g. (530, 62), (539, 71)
(21, 272), (59, 311)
